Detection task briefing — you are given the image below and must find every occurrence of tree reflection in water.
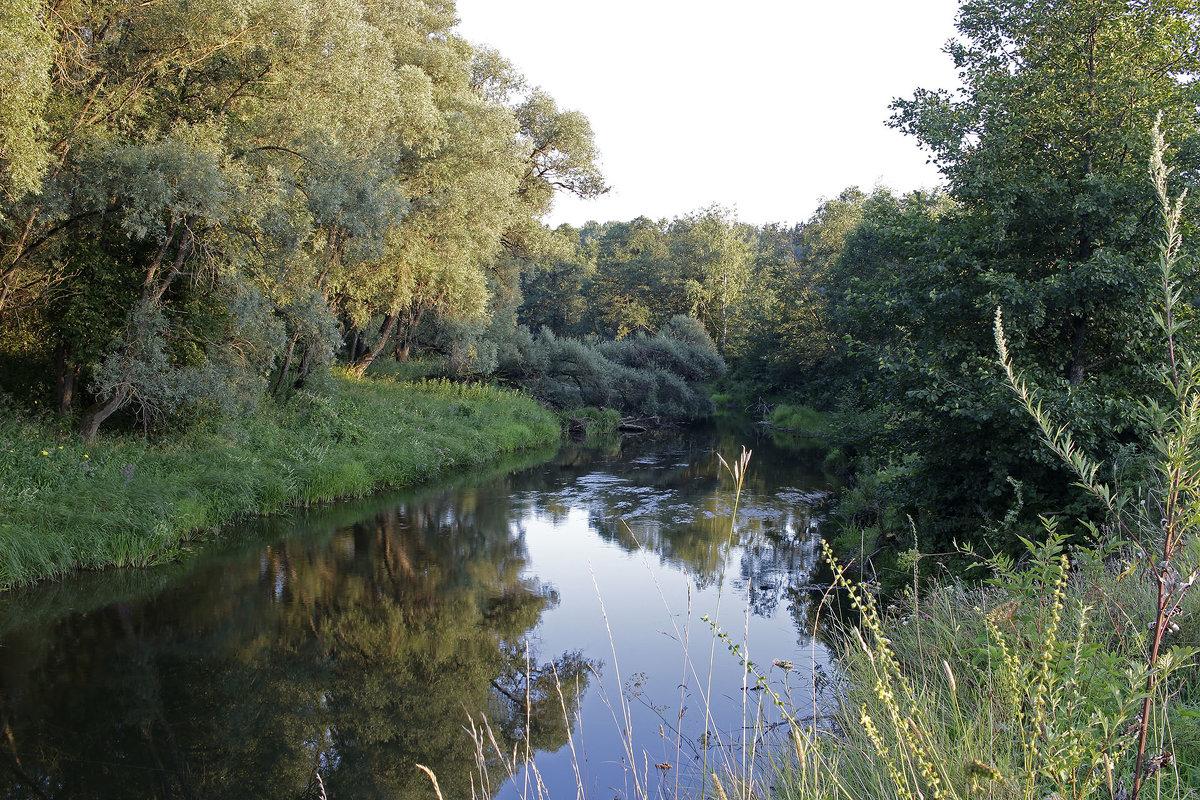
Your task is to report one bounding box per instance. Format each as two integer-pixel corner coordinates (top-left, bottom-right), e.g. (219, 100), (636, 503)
(0, 488), (591, 800)
(512, 423), (831, 634)
(0, 420), (836, 799)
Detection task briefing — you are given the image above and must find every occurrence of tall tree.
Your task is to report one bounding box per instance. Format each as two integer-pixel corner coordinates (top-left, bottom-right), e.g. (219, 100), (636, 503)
(589, 217), (671, 338)
(891, 0), (1200, 386)
(0, 0), (606, 436)
(815, 0), (1200, 544)
(668, 205), (752, 355)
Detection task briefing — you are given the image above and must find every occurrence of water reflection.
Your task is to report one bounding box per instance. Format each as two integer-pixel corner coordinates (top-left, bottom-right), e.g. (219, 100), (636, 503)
(513, 424), (831, 634)
(0, 420), (834, 799)
(0, 488), (590, 800)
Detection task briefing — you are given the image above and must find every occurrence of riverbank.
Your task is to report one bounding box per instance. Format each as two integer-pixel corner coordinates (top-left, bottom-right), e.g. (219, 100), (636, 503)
(0, 372), (560, 589)
(769, 537), (1200, 799)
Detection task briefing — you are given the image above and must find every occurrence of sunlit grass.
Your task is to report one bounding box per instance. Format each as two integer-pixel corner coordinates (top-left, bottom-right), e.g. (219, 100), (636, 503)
(0, 373), (560, 588)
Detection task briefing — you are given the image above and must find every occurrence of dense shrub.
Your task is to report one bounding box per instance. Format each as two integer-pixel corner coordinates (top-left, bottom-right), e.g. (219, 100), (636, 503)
(470, 316), (726, 421)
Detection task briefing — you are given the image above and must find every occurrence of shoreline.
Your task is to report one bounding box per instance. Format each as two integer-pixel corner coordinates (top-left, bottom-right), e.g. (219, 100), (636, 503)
(0, 373), (561, 590)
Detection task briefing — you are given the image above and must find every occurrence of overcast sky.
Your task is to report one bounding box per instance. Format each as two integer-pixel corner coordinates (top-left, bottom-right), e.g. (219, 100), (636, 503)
(453, 0), (964, 228)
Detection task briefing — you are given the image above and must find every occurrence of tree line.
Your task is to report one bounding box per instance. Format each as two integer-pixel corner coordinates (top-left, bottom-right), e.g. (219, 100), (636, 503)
(512, 0), (1200, 546)
(6, 0), (1200, 547)
(0, 0), (604, 441)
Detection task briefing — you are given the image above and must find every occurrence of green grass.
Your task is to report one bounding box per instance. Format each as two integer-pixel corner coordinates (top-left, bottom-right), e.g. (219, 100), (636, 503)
(767, 403), (832, 436)
(766, 537), (1200, 800)
(0, 371), (560, 589)
(564, 405), (622, 439)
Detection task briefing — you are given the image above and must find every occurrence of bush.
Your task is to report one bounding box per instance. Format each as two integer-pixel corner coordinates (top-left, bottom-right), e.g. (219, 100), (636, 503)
(488, 316), (726, 421)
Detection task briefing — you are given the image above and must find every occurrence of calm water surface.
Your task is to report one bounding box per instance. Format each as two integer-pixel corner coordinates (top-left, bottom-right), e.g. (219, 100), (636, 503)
(0, 420), (834, 799)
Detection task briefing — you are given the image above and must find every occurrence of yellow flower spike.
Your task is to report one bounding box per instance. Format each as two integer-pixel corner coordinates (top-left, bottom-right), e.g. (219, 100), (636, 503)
(41, 450), (48, 456)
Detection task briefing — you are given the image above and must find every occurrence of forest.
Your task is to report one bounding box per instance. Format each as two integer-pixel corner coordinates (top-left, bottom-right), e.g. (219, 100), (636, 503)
(5, 0), (1200, 797)
(7, 0), (1200, 548)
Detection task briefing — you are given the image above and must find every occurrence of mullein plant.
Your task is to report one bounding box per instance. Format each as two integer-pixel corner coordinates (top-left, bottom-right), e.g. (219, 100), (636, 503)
(995, 115), (1200, 799)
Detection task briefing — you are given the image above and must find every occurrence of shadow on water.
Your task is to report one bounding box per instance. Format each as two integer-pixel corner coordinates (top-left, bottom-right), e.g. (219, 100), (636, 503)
(0, 419), (838, 799)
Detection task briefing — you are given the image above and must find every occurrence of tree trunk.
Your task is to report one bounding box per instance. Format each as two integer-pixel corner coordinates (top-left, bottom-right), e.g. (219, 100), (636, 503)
(55, 344), (81, 415)
(273, 334), (297, 397)
(80, 387), (128, 444)
(352, 312), (397, 376)
(1067, 316), (1087, 386)
(293, 340), (314, 390)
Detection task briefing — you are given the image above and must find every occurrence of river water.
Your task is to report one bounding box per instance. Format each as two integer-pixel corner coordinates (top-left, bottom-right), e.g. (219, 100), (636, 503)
(0, 419), (835, 799)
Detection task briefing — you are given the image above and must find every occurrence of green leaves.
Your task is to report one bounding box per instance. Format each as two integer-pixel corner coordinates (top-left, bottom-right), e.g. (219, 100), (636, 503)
(0, 0), (52, 201)
(0, 0), (608, 436)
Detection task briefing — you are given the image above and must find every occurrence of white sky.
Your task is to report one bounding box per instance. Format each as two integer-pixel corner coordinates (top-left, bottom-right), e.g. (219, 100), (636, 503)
(453, 0), (964, 228)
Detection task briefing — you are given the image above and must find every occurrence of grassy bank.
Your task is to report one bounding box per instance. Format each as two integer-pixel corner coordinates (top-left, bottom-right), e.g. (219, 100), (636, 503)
(770, 537), (1200, 799)
(0, 371), (560, 589)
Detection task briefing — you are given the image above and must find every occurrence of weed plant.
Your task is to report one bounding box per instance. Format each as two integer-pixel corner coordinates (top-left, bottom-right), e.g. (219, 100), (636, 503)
(773, 533), (1200, 800)
(764, 120), (1200, 800)
(0, 371), (559, 588)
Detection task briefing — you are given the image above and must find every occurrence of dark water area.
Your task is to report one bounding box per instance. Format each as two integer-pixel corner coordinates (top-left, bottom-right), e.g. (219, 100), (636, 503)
(0, 418), (835, 799)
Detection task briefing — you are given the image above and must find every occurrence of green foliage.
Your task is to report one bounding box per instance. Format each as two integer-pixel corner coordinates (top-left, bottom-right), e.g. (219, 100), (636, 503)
(485, 316), (725, 421)
(0, 0), (52, 200)
(780, 533), (1195, 800)
(515, 210), (758, 349)
(775, 117), (1200, 800)
(767, 404), (831, 435)
(0, 0), (605, 441)
(567, 406), (621, 431)
(991, 124), (1200, 798)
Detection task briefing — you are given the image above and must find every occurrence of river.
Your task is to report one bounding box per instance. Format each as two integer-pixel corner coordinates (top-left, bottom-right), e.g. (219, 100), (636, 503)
(0, 418), (835, 799)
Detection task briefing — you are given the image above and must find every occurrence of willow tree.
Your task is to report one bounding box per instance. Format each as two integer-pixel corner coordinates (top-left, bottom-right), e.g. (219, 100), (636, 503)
(0, 0), (444, 438)
(0, 0), (606, 435)
(0, 0), (52, 206)
(337, 42), (608, 375)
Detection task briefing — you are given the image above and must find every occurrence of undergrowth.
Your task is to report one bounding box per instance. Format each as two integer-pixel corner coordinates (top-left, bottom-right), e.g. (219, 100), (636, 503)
(772, 535), (1200, 800)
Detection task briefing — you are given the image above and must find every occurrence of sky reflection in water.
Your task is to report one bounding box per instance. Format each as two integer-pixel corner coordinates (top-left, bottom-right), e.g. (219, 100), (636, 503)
(0, 422), (835, 800)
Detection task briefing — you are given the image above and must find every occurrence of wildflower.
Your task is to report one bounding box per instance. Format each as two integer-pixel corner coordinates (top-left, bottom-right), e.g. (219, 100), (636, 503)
(83, 454), (88, 459)
(41, 450), (48, 456)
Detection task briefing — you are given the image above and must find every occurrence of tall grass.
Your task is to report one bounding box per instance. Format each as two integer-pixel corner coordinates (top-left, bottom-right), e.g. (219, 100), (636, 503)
(769, 533), (1200, 799)
(0, 371), (559, 588)
(760, 119), (1200, 800)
